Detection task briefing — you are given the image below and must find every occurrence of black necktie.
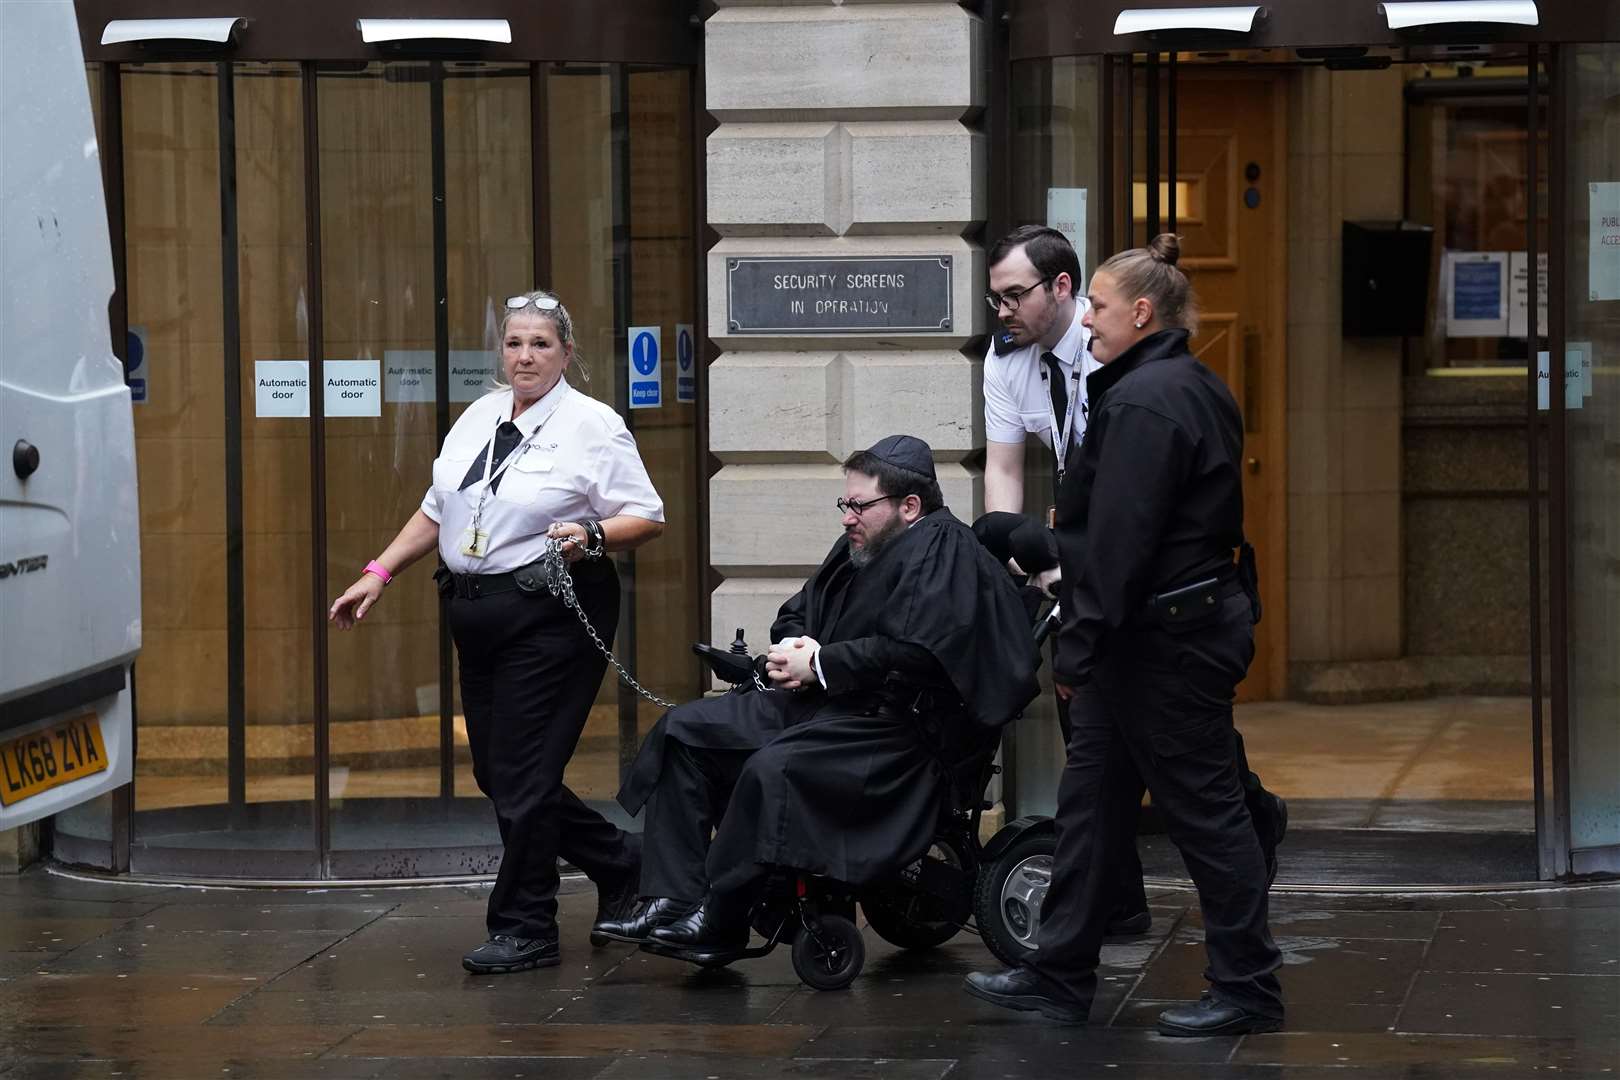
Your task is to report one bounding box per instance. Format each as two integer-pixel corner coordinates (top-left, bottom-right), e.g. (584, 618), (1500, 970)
(459, 421), (523, 493)
(1042, 351), (1069, 451)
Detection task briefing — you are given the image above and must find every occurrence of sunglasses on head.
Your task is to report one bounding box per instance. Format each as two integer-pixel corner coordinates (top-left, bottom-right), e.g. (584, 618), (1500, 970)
(505, 295), (561, 312)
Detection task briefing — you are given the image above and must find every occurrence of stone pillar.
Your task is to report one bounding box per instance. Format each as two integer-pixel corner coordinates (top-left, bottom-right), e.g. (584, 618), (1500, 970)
(704, 3), (987, 646)
(0, 821), (43, 874)
(1286, 66), (1407, 694)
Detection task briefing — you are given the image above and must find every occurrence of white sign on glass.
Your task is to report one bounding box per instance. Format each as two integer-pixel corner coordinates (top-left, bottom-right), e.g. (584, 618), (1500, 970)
(1536, 347), (1589, 412)
(449, 351), (496, 403)
(1507, 251), (1548, 339)
(255, 360), (309, 418)
(1444, 251), (1509, 338)
(1591, 182), (1620, 302)
(382, 350), (437, 404)
(324, 359), (381, 418)
(1046, 188), (1088, 287)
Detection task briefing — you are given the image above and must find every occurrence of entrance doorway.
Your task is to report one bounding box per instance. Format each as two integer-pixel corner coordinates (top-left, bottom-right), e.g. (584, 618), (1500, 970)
(996, 18), (1596, 882)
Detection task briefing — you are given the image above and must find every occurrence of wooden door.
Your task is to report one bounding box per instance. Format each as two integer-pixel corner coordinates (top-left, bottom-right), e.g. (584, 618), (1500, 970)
(1141, 72), (1288, 701)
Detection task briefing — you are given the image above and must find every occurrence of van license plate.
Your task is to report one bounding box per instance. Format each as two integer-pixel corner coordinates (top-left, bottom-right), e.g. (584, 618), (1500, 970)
(0, 714), (109, 807)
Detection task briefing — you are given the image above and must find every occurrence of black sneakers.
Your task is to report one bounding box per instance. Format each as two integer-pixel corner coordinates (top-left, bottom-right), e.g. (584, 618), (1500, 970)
(461, 934), (560, 974)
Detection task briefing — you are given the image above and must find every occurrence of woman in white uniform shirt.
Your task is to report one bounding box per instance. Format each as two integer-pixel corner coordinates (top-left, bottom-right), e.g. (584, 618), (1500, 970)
(329, 290), (664, 974)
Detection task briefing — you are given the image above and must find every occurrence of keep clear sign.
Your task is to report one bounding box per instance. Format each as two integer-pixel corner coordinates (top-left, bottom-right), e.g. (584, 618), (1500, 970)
(256, 360), (310, 417)
(325, 359), (381, 417)
(675, 323), (696, 403)
(628, 326), (661, 409)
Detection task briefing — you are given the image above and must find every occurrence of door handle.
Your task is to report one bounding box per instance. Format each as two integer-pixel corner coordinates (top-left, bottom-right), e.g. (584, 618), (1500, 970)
(1247, 457), (1261, 474)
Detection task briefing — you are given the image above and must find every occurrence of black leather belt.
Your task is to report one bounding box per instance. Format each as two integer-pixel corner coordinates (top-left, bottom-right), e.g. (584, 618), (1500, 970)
(441, 555), (610, 600)
(447, 568), (527, 600)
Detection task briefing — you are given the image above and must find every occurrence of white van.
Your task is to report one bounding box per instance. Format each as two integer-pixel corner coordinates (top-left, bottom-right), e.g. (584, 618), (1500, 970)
(0, 0), (140, 830)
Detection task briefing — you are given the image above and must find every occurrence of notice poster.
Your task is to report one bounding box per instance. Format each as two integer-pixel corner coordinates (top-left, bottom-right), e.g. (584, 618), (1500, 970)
(1046, 188), (1088, 286)
(1444, 251), (1509, 337)
(1536, 347), (1591, 412)
(1591, 182), (1620, 302)
(1508, 251), (1548, 339)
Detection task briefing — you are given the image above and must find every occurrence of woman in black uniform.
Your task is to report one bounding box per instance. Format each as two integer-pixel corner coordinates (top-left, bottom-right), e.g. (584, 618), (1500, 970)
(966, 235), (1284, 1034)
(329, 290), (664, 974)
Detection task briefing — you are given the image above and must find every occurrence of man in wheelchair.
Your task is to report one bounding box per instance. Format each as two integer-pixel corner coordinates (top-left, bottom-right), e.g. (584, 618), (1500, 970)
(593, 435), (1040, 959)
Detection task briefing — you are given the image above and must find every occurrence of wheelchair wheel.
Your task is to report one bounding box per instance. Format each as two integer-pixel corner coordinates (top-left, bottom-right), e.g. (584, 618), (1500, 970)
(975, 829), (1055, 968)
(861, 894), (961, 950)
(860, 836), (972, 950)
(791, 914), (866, 991)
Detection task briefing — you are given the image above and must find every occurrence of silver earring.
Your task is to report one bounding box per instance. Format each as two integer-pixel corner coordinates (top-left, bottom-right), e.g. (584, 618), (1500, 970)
(1134, 321), (1145, 329)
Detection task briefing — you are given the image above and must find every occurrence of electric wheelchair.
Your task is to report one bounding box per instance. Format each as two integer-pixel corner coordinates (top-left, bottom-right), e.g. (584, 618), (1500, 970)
(644, 601), (1061, 992)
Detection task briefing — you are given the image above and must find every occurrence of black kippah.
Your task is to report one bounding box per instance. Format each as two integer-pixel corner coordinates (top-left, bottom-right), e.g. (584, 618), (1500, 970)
(865, 434), (937, 482)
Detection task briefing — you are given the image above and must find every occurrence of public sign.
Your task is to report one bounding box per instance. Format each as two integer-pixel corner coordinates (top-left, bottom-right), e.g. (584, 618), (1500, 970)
(324, 359), (381, 418)
(255, 360), (310, 418)
(628, 326), (662, 410)
(124, 326), (147, 405)
(1046, 188), (1088, 287)
(1592, 181), (1620, 302)
(675, 323), (696, 403)
(725, 256), (953, 335)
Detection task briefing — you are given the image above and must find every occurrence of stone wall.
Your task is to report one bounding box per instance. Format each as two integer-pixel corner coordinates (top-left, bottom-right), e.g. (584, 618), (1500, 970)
(1285, 66), (1409, 697)
(704, 3), (987, 647)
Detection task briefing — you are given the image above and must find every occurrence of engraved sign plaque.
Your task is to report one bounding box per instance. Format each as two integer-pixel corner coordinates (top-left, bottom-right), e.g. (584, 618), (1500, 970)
(726, 255), (953, 334)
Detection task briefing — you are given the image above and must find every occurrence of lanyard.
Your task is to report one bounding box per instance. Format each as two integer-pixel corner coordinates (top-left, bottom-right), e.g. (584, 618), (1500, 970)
(468, 387), (568, 540)
(1046, 355), (1083, 484)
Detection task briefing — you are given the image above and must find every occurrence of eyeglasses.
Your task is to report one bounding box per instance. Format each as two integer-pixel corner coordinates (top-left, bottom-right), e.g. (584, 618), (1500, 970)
(505, 294), (561, 312)
(836, 494), (903, 516)
(984, 277), (1051, 313)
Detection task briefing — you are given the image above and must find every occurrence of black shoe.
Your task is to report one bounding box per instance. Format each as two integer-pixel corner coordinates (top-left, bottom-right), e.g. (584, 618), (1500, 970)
(1156, 995), (1282, 1037)
(646, 895), (750, 953)
(461, 934), (560, 974)
(963, 966), (1089, 1024)
(589, 874), (643, 947)
(1105, 909), (1153, 936)
(592, 897), (698, 945)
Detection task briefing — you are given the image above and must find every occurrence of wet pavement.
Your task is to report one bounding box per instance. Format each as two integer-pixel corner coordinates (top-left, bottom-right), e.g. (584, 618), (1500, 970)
(1, 867), (1616, 1079)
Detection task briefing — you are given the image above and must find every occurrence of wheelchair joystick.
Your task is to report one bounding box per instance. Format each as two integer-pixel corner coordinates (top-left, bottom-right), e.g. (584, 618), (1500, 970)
(730, 628), (749, 655)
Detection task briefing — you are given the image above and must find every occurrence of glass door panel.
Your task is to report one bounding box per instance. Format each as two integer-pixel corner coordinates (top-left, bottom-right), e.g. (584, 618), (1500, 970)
(319, 62), (450, 860)
(1563, 42), (1620, 873)
(235, 62), (317, 862)
(626, 66), (702, 748)
(119, 62), (233, 870)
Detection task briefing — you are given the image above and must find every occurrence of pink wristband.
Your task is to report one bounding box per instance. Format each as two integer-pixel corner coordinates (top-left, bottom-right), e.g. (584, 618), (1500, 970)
(363, 560), (393, 586)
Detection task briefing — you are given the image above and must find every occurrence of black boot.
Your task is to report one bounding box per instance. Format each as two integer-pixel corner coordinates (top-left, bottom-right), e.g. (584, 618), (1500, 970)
(589, 874), (642, 947)
(963, 966), (1089, 1023)
(592, 897), (698, 945)
(646, 892), (750, 955)
(1157, 994), (1282, 1036)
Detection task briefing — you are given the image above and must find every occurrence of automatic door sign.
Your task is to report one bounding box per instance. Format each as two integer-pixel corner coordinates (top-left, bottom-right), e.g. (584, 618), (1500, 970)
(324, 359), (381, 418)
(628, 326), (662, 410)
(255, 360), (310, 418)
(675, 323), (696, 403)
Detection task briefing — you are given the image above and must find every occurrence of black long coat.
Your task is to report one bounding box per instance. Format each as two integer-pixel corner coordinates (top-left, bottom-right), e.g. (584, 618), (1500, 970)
(619, 508), (1038, 890)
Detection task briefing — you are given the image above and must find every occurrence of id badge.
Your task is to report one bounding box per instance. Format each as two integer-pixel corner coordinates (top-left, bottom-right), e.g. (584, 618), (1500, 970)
(459, 527), (490, 558)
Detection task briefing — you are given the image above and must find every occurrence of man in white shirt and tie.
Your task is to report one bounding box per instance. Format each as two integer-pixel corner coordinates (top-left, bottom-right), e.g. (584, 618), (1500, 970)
(980, 225), (1152, 937)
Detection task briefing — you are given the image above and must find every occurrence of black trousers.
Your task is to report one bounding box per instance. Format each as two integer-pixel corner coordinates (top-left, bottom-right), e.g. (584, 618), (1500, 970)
(1030, 594), (1284, 1019)
(1055, 673), (1148, 922)
(639, 739), (753, 903)
(448, 563), (639, 941)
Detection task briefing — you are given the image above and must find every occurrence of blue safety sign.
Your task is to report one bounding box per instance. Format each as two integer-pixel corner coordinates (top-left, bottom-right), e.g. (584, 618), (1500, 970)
(125, 326), (148, 404)
(675, 323), (695, 403)
(627, 326), (661, 410)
